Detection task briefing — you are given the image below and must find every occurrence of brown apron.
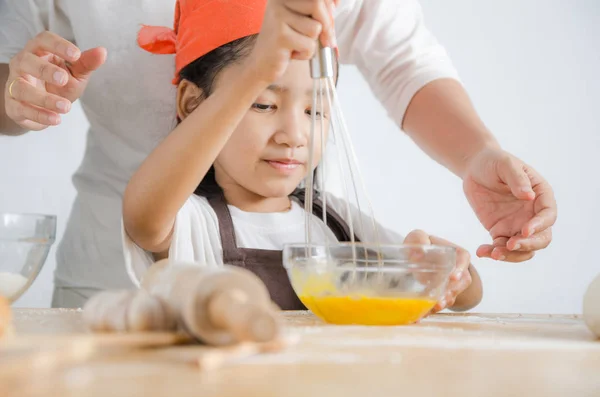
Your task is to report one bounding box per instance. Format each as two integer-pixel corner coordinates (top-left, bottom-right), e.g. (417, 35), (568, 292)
(206, 189), (358, 310)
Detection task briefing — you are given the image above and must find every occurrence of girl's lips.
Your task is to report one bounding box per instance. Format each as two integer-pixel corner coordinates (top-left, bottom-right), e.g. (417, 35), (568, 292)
(265, 160), (303, 173)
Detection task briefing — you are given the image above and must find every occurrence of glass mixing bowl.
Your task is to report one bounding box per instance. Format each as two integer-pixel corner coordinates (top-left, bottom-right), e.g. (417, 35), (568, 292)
(0, 213), (57, 303)
(283, 243), (456, 325)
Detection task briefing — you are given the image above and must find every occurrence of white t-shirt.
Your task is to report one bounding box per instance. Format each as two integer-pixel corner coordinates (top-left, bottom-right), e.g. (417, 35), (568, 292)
(123, 193), (405, 287)
(0, 0), (459, 294)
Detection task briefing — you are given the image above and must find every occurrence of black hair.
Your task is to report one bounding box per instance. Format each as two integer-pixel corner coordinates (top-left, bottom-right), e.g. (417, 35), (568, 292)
(178, 35), (258, 197)
(178, 35), (338, 198)
(180, 35), (258, 107)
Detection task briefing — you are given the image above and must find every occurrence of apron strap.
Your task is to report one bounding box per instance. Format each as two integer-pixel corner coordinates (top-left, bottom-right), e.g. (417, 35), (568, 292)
(292, 189), (359, 243)
(207, 193), (243, 261)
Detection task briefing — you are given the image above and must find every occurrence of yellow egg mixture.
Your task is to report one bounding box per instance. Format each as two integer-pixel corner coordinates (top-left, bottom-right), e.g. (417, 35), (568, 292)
(293, 271), (436, 325)
(299, 295), (436, 325)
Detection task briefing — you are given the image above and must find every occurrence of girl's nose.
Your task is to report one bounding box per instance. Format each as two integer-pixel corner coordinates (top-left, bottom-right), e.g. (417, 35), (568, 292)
(273, 112), (307, 148)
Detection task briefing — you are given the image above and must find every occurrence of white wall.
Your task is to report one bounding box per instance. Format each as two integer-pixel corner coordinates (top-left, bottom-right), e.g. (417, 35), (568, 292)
(2, 0), (599, 312)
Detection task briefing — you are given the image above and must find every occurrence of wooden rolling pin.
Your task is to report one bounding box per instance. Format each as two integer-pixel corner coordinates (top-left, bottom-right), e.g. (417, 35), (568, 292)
(83, 289), (178, 333)
(141, 260), (280, 346)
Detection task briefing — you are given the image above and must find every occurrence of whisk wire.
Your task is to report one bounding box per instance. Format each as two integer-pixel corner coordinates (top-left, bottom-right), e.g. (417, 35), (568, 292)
(305, 45), (383, 272)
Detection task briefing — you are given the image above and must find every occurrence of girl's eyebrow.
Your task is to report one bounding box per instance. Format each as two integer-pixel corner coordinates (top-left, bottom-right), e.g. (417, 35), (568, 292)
(267, 84), (286, 94)
(267, 84), (327, 97)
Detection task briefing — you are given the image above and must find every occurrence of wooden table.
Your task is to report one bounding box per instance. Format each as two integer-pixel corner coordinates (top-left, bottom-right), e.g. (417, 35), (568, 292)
(3, 309), (600, 397)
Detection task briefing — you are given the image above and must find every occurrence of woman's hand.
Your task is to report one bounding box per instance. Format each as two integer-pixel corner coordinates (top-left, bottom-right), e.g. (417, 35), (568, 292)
(463, 147), (556, 262)
(249, 0), (337, 84)
(4, 31), (106, 131)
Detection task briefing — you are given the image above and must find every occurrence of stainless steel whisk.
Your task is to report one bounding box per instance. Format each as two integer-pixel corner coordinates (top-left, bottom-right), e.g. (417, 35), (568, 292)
(304, 44), (381, 261)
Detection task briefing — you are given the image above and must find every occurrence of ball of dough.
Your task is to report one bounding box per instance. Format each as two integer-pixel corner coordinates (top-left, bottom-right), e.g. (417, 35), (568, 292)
(583, 273), (600, 338)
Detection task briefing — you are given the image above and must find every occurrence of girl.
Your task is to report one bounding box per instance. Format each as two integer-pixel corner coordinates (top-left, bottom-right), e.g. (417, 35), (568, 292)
(122, 0), (482, 312)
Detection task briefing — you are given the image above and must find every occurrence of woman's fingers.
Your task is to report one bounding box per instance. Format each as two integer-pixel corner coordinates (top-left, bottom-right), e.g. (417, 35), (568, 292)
(5, 31), (83, 130)
(477, 237), (507, 260)
(521, 194), (557, 238)
(7, 77), (70, 113)
(62, 47), (107, 81)
(6, 91), (61, 127)
(479, 230), (545, 262)
(507, 228), (552, 252)
(10, 52), (69, 87)
(25, 31), (81, 62)
(491, 247), (536, 262)
(476, 244), (494, 258)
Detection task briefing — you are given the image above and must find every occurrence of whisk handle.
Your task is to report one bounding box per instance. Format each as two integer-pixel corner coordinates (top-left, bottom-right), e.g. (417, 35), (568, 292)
(310, 43), (335, 79)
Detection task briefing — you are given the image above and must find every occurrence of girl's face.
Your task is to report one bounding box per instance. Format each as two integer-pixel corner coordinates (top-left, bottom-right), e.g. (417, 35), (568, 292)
(214, 59), (330, 199)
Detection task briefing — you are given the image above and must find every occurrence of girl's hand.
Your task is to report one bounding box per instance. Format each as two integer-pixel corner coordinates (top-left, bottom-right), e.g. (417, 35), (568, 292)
(4, 31), (106, 131)
(404, 230), (473, 313)
(249, 0), (337, 84)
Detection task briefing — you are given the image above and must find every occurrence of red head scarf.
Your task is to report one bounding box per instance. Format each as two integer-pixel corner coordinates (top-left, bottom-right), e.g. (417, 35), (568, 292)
(138, 0), (267, 84)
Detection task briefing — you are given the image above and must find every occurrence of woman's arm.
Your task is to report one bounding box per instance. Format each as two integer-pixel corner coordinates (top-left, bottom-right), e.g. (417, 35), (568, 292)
(402, 79), (499, 178)
(335, 0), (499, 178)
(123, 68), (268, 253)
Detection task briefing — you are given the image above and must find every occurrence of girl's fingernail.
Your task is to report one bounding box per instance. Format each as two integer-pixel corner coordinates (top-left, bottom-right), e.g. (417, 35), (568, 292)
(512, 244), (521, 251)
(498, 255), (506, 261)
(453, 271), (463, 280)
